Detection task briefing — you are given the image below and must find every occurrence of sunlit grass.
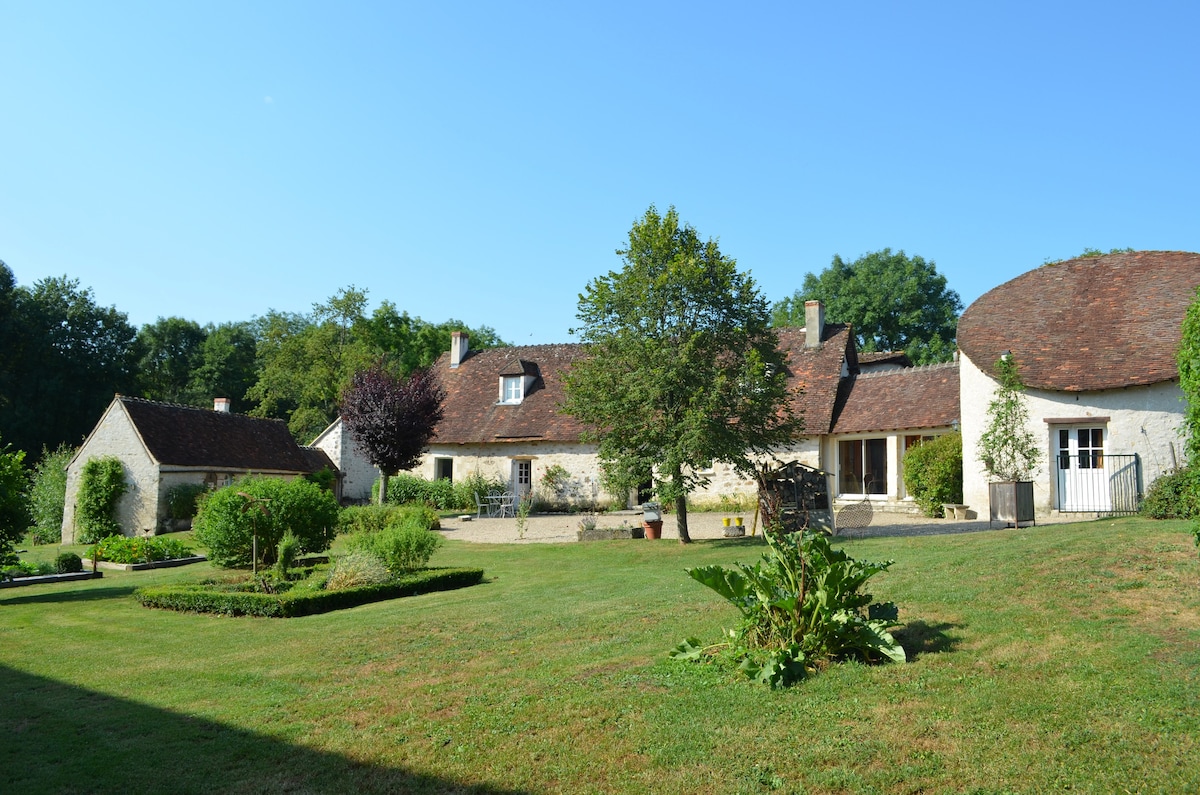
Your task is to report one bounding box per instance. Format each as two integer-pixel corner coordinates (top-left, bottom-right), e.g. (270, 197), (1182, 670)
(3, 518), (1199, 793)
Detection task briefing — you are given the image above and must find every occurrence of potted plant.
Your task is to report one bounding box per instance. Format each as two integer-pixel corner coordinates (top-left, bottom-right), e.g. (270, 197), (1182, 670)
(978, 354), (1041, 527)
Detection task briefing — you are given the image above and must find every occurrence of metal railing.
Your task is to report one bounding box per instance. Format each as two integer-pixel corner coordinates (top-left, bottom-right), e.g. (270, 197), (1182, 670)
(1052, 453), (1140, 515)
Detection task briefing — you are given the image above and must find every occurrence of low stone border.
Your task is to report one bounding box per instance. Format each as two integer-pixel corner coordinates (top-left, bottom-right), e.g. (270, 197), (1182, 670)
(80, 555), (208, 572)
(0, 571), (104, 589)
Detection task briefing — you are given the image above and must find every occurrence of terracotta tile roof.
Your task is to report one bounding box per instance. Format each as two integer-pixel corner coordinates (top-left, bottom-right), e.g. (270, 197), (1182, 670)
(118, 396), (317, 472)
(432, 344), (593, 444)
(763, 325), (854, 435)
(857, 351), (912, 368)
(958, 251), (1200, 391)
(433, 327), (857, 444)
(831, 362), (960, 434)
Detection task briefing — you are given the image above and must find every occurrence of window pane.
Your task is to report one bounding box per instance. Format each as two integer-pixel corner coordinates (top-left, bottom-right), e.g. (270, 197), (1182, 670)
(865, 439), (887, 494)
(838, 440), (863, 494)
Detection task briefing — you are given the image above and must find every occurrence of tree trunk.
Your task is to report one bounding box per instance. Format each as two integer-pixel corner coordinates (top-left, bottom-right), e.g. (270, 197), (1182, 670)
(378, 468), (388, 505)
(675, 494), (692, 544)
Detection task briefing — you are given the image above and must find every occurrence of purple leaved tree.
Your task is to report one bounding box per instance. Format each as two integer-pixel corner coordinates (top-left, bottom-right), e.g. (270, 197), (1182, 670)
(341, 362), (445, 504)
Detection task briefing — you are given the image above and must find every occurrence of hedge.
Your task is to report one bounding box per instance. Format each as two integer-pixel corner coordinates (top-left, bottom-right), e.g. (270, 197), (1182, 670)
(133, 567), (485, 617)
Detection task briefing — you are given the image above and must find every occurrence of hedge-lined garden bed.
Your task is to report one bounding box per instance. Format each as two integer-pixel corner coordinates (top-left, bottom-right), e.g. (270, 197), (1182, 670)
(134, 567), (485, 617)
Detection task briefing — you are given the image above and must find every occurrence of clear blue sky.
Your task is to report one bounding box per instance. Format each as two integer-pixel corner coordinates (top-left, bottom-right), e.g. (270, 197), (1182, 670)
(3, 2), (1198, 345)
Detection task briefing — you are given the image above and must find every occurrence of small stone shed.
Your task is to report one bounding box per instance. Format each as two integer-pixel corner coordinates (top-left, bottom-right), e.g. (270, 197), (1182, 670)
(62, 395), (333, 542)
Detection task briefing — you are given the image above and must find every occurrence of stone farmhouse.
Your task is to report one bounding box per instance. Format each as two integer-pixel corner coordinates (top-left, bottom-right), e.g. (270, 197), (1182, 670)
(61, 396), (333, 542)
(404, 302), (961, 511)
(958, 250), (1200, 519)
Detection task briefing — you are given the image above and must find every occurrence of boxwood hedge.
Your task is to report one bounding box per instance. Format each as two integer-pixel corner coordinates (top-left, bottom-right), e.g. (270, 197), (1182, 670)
(133, 567), (484, 617)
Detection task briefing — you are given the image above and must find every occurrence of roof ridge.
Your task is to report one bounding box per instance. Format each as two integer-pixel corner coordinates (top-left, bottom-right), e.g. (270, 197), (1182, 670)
(853, 361), (959, 379)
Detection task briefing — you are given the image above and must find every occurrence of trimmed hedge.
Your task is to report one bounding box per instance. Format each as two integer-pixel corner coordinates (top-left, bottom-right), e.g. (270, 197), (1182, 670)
(134, 567), (485, 617)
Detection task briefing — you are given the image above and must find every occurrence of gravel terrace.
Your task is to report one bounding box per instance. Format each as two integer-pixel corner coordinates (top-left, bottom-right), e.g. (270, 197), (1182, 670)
(435, 509), (1082, 544)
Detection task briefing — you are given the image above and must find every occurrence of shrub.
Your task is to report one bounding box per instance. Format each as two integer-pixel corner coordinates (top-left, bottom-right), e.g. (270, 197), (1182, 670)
(75, 457), (128, 544)
(27, 444), (74, 544)
(135, 568), (485, 616)
(55, 552), (83, 573)
(3, 560), (55, 578)
(193, 476), (340, 568)
(0, 439), (30, 566)
(338, 504), (405, 536)
(453, 471), (508, 510)
(165, 483), (208, 522)
(275, 531), (301, 577)
(325, 551), (393, 591)
(348, 522), (442, 575)
(1141, 468), (1200, 519)
(91, 534), (193, 564)
(672, 529), (905, 687)
(903, 432), (964, 517)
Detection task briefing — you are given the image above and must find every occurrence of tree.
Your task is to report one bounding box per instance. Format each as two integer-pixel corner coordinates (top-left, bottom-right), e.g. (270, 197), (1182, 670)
(1178, 286), (1200, 464)
(1, 275), (138, 457)
(773, 249), (962, 365)
(341, 362), (445, 504)
(0, 436), (30, 565)
(978, 356), (1041, 482)
(187, 321), (261, 412)
(135, 317), (206, 404)
(563, 205), (802, 543)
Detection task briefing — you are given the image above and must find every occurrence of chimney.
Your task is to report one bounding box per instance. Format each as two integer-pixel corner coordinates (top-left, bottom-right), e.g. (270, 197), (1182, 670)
(214, 397), (231, 413)
(450, 331), (470, 368)
(804, 301), (825, 349)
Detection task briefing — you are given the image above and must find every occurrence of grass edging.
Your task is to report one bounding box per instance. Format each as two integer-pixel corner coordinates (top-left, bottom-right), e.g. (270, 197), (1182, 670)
(133, 567), (485, 617)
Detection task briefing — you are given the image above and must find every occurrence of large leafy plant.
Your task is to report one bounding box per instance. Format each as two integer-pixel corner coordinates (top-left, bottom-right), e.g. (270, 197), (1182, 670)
(672, 530), (905, 687)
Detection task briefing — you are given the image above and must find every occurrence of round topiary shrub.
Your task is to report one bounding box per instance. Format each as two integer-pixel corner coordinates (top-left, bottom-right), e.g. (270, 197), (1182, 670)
(194, 477), (340, 568)
(55, 552), (83, 573)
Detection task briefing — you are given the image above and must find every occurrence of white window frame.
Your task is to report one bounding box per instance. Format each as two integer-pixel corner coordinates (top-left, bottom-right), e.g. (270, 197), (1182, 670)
(500, 376), (523, 404)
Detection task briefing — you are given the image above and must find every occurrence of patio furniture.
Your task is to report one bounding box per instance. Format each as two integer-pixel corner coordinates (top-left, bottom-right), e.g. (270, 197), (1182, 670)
(486, 492), (516, 518)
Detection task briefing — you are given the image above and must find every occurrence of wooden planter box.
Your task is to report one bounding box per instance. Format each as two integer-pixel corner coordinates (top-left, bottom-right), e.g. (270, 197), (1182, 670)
(989, 481), (1035, 527)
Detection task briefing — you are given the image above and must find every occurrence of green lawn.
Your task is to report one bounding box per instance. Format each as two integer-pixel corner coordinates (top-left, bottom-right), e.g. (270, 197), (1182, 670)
(3, 518), (1198, 794)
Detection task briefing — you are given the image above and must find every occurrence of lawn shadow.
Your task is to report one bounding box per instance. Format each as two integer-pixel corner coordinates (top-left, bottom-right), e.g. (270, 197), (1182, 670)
(894, 620), (960, 661)
(698, 536), (768, 551)
(0, 664), (530, 795)
(0, 584), (139, 606)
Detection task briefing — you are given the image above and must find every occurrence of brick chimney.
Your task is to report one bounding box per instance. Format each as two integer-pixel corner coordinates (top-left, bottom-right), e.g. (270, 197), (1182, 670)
(450, 331), (470, 368)
(804, 301), (825, 349)
(213, 397), (231, 413)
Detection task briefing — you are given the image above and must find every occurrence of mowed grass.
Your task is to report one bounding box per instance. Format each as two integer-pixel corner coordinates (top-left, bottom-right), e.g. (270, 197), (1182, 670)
(3, 518), (1199, 794)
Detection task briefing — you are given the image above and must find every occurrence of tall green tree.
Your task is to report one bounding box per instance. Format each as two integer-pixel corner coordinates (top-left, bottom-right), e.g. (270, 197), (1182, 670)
(1178, 286), (1200, 464)
(773, 249), (962, 365)
(564, 206), (802, 543)
(135, 317), (207, 404)
(187, 321), (261, 412)
(0, 437), (31, 565)
(0, 274), (138, 457)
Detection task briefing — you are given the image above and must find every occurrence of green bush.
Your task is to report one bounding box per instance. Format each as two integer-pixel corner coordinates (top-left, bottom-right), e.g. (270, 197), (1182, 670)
(673, 530), (904, 687)
(134, 567), (485, 617)
(338, 504), (405, 536)
(75, 457), (128, 544)
(91, 534), (193, 564)
(27, 444), (73, 544)
(1141, 468), (1200, 519)
(193, 476), (340, 568)
(325, 550), (393, 591)
(371, 472), (508, 511)
(902, 432), (964, 517)
(348, 522), (442, 575)
(165, 483), (208, 522)
(0, 439), (30, 566)
(2, 560), (55, 578)
(55, 552), (83, 573)
(275, 531), (301, 577)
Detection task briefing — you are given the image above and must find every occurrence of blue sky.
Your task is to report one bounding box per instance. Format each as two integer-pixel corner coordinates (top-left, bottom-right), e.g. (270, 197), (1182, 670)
(3, 2), (1198, 345)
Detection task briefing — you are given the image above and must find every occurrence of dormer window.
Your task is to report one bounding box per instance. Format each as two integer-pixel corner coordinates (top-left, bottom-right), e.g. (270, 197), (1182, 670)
(501, 376), (524, 404)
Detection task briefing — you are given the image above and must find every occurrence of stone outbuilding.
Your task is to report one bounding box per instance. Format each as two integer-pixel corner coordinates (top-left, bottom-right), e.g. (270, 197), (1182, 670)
(61, 395), (333, 542)
(957, 251), (1200, 519)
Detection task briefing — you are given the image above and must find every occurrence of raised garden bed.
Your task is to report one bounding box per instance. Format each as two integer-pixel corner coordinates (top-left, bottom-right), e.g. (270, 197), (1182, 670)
(82, 555), (207, 572)
(0, 571), (104, 589)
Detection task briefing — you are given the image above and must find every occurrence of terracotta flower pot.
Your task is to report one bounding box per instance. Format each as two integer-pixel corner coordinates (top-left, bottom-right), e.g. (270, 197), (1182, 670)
(643, 520), (663, 540)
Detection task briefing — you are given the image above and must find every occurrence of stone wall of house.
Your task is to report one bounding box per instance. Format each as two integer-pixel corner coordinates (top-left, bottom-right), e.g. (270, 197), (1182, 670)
(310, 420), (377, 503)
(62, 403), (159, 542)
(418, 439), (822, 510)
(960, 353), (1185, 517)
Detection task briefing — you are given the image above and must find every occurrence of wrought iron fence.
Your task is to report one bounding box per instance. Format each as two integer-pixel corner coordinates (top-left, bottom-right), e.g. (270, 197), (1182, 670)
(1052, 453), (1140, 515)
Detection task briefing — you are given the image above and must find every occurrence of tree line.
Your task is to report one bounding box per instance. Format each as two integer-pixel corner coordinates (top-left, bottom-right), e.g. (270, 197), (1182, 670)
(0, 262), (504, 460)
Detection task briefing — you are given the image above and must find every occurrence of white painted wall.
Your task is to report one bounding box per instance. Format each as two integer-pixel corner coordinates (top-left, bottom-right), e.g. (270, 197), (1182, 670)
(960, 353), (1184, 516)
